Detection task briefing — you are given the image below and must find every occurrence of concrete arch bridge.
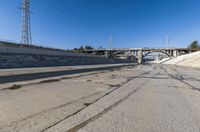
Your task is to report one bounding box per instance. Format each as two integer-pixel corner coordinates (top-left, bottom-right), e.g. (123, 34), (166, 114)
(83, 48), (200, 63)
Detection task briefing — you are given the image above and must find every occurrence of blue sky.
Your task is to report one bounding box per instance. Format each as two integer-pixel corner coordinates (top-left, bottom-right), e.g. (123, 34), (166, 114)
(0, 0), (200, 49)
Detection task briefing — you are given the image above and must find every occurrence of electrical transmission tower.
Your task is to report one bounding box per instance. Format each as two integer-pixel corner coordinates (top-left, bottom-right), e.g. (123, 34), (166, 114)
(21, 0), (32, 45)
(109, 35), (113, 49)
(165, 35), (170, 48)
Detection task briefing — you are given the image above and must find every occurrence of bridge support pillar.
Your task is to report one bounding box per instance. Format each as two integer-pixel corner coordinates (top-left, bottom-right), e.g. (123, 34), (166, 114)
(168, 50), (171, 56)
(137, 50), (143, 64)
(105, 51), (111, 57)
(92, 50), (96, 55)
(173, 50), (177, 57)
(173, 50), (182, 57)
(170, 50), (174, 57)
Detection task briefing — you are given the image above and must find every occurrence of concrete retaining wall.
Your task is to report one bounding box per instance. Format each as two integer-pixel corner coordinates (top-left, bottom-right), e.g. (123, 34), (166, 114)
(0, 54), (119, 69)
(0, 41), (96, 57)
(0, 41), (129, 68)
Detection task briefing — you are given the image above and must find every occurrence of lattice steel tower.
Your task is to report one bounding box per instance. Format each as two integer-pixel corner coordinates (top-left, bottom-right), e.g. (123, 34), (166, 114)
(109, 35), (113, 49)
(21, 0), (32, 45)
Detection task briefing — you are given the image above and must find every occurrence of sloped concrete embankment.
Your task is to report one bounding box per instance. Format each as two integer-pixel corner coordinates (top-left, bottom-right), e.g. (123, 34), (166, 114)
(0, 54), (121, 68)
(164, 51), (200, 68)
(0, 41), (128, 68)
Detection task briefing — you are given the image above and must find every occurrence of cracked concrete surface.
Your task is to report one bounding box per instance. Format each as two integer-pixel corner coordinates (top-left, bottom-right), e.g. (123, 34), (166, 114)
(1, 64), (200, 132)
(0, 64), (139, 132)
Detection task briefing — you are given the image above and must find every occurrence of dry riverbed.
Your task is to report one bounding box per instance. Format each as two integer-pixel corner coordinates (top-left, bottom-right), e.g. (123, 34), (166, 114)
(0, 65), (144, 132)
(1, 64), (200, 132)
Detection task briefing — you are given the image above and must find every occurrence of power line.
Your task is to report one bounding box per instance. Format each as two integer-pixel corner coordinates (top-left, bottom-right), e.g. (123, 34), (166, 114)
(27, 0), (102, 47)
(21, 0), (32, 45)
(32, 1), (96, 35)
(32, 0), (99, 44)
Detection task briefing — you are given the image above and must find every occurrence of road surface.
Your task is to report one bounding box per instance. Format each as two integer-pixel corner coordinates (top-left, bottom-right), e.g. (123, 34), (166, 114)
(0, 64), (200, 132)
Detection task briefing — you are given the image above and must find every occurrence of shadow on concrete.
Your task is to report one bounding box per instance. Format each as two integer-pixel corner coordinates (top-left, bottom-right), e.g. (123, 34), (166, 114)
(0, 65), (132, 84)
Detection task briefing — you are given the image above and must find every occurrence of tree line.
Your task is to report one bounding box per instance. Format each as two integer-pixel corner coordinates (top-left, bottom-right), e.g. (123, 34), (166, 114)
(188, 41), (200, 49)
(66, 45), (96, 53)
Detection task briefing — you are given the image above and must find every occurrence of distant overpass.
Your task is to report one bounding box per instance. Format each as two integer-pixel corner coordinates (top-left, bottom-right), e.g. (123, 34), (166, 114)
(83, 48), (200, 63)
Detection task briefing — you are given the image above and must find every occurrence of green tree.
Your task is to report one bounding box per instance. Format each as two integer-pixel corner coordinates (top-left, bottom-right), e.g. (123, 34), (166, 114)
(188, 41), (199, 49)
(84, 45), (93, 50)
(79, 45), (84, 52)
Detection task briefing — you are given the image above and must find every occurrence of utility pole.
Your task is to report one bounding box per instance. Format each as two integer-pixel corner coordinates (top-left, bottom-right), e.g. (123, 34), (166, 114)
(21, 0), (32, 45)
(109, 35), (113, 49)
